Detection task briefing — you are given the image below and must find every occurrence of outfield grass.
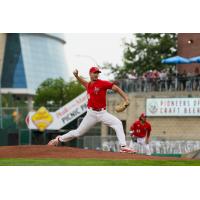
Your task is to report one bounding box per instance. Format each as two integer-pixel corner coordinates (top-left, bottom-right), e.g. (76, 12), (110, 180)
(0, 158), (200, 166)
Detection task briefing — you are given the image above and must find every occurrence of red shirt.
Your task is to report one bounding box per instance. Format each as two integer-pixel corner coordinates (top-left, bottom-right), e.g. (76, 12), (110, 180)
(86, 79), (114, 109)
(130, 120), (151, 138)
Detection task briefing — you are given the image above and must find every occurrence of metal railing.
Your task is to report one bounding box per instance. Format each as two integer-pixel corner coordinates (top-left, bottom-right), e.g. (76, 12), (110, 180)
(111, 76), (200, 93)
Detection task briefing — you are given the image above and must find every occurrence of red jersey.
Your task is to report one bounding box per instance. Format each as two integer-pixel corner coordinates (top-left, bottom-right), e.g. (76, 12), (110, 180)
(86, 79), (114, 109)
(130, 120), (151, 138)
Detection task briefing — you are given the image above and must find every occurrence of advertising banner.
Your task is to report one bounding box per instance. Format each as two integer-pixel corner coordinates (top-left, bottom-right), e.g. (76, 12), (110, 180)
(146, 98), (200, 117)
(26, 91), (88, 130)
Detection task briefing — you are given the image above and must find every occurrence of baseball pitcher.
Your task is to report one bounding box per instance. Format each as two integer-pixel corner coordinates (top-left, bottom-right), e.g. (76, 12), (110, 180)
(48, 67), (136, 153)
(129, 113), (152, 155)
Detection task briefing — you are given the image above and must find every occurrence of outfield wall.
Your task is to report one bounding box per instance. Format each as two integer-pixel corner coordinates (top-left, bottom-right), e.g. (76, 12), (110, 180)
(102, 91), (200, 140)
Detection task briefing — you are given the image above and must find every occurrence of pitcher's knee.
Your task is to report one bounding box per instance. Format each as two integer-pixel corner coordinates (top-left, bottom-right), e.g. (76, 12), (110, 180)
(111, 119), (123, 129)
(115, 119), (123, 126)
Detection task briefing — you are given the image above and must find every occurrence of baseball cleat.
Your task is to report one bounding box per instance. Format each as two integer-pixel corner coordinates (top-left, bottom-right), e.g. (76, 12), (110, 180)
(48, 135), (61, 146)
(120, 146), (137, 154)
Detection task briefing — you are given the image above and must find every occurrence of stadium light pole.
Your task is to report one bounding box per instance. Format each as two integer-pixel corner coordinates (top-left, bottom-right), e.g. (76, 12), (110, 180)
(75, 54), (100, 67)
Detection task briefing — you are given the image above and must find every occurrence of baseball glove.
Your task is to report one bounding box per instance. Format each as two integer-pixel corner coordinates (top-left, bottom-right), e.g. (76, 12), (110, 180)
(115, 101), (130, 112)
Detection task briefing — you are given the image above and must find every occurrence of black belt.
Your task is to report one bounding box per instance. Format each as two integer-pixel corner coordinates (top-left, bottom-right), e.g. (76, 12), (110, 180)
(88, 107), (106, 111)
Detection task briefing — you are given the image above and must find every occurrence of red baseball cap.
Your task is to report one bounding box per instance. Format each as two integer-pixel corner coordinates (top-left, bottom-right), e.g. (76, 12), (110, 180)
(89, 67), (101, 73)
(140, 113), (147, 119)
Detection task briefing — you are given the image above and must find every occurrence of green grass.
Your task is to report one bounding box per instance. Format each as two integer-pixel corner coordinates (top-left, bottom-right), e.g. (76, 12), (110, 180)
(0, 158), (200, 166)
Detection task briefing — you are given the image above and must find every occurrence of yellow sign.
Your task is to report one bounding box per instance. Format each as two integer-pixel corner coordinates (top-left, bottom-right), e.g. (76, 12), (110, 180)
(31, 107), (53, 132)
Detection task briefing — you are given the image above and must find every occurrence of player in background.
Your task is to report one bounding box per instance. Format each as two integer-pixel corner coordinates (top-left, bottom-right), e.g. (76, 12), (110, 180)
(129, 113), (152, 155)
(48, 67), (137, 153)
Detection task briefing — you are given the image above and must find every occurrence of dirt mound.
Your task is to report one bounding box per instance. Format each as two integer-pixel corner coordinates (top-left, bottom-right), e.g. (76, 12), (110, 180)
(0, 145), (187, 160)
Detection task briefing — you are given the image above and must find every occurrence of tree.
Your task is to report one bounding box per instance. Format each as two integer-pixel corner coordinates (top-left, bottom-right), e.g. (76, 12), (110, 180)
(34, 78), (85, 108)
(105, 33), (177, 79)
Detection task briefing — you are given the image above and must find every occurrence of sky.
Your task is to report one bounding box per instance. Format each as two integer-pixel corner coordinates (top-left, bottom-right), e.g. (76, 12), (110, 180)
(64, 33), (133, 80)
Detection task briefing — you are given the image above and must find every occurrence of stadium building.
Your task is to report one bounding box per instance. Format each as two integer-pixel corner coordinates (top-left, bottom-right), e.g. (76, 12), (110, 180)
(0, 33), (68, 108)
(178, 33), (200, 73)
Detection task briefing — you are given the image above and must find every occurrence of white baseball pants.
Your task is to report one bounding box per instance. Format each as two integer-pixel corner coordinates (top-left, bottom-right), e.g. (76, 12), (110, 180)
(60, 109), (127, 146)
(129, 137), (151, 155)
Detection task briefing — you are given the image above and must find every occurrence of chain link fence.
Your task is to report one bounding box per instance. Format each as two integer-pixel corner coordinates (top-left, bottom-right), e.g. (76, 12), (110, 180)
(0, 107), (51, 146)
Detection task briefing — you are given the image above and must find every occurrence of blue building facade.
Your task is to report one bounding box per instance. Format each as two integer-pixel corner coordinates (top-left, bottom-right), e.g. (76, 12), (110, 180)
(1, 33), (68, 94)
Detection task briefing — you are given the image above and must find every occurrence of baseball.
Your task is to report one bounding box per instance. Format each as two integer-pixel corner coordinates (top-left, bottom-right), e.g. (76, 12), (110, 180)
(73, 69), (78, 76)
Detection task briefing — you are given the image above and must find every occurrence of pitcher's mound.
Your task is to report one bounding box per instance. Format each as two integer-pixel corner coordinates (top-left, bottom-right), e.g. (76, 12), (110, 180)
(0, 145), (188, 160)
